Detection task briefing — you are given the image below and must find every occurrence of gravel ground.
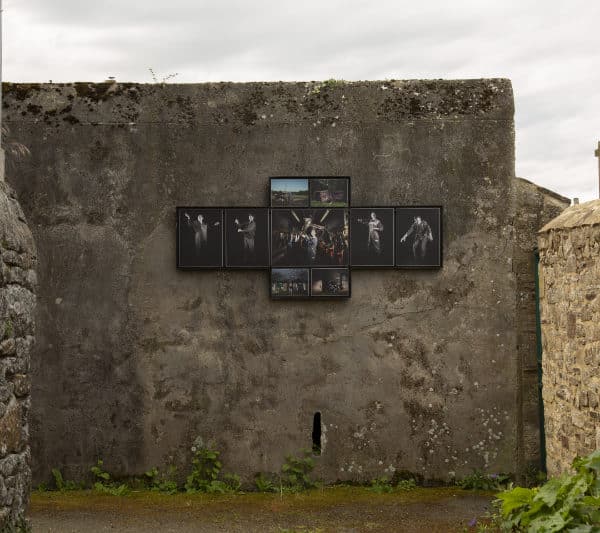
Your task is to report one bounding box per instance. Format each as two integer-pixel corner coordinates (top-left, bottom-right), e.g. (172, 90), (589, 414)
(28, 486), (494, 532)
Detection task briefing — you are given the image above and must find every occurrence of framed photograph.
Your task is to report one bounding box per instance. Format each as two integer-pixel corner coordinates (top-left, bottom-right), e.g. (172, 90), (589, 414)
(270, 177), (309, 207)
(395, 207), (442, 268)
(225, 208), (269, 268)
(270, 208), (349, 267)
(270, 268), (310, 299)
(311, 268), (351, 298)
(350, 208), (395, 267)
(176, 207), (223, 269)
(309, 177), (350, 207)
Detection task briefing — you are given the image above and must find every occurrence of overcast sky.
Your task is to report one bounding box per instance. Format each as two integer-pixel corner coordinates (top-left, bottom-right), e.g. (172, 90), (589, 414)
(5, 0), (599, 200)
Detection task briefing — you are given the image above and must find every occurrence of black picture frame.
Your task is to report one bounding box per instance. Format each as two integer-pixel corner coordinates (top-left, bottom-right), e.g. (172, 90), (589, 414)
(176, 207), (224, 269)
(270, 208), (350, 268)
(395, 206), (443, 268)
(310, 268), (351, 298)
(349, 207), (395, 268)
(270, 268), (310, 299)
(224, 208), (270, 269)
(270, 177), (310, 207)
(309, 177), (351, 208)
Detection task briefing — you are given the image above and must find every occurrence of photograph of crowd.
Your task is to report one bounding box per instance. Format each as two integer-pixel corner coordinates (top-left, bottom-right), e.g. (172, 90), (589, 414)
(311, 268), (350, 297)
(270, 178), (309, 207)
(271, 208), (349, 267)
(271, 268), (310, 298)
(309, 178), (349, 207)
(395, 207), (442, 267)
(225, 209), (269, 268)
(350, 208), (395, 267)
(177, 208), (223, 268)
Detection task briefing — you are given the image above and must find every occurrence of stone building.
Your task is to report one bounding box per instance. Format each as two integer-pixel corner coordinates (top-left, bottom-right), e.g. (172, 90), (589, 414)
(2, 79), (568, 487)
(0, 180), (36, 527)
(538, 199), (600, 476)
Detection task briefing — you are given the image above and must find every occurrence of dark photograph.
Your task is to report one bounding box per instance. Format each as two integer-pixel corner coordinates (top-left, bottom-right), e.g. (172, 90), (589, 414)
(395, 207), (442, 267)
(225, 209), (269, 268)
(177, 208), (223, 268)
(309, 177), (349, 207)
(311, 268), (350, 297)
(350, 208), (395, 267)
(271, 208), (349, 267)
(270, 178), (309, 207)
(271, 268), (310, 298)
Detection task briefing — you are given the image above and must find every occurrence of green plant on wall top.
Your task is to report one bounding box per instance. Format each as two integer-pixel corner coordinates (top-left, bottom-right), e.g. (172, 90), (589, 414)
(493, 449), (600, 531)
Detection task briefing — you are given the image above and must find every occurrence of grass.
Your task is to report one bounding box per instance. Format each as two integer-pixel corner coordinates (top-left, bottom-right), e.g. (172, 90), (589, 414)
(31, 485), (482, 510)
(30, 486), (493, 532)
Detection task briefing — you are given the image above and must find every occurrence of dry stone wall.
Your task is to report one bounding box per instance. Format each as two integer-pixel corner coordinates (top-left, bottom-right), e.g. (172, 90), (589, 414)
(538, 200), (600, 476)
(0, 180), (36, 528)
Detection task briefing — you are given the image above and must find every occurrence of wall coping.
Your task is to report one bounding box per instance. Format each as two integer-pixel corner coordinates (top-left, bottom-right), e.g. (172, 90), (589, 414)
(539, 199), (600, 233)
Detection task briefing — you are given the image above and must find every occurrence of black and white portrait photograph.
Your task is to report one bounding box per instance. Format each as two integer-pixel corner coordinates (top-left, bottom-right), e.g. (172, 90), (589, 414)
(270, 178), (309, 207)
(225, 209), (269, 268)
(309, 177), (350, 207)
(177, 208), (223, 268)
(395, 207), (442, 268)
(311, 268), (350, 297)
(271, 268), (310, 298)
(350, 208), (395, 267)
(271, 208), (349, 267)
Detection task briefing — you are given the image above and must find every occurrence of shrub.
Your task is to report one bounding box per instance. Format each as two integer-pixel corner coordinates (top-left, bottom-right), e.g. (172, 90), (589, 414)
(495, 449), (600, 531)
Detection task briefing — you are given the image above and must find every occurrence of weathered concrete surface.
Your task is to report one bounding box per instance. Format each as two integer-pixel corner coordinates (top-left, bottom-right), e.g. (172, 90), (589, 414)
(513, 179), (570, 475)
(538, 199), (600, 476)
(0, 180), (36, 527)
(3, 79), (561, 485)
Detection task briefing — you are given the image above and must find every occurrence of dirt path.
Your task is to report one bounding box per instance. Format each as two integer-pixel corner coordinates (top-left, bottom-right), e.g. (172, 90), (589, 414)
(29, 487), (494, 532)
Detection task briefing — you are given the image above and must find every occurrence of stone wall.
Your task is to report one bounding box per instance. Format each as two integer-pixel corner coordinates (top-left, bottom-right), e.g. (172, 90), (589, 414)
(3, 79), (564, 485)
(538, 200), (600, 476)
(0, 180), (36, 528)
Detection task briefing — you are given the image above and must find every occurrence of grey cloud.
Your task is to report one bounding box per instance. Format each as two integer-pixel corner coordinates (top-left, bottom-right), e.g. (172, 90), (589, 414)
(4, 0), (600, 200)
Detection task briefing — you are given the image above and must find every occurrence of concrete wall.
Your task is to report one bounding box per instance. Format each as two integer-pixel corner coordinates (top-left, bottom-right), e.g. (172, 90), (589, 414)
(538, 200), (600, 476)
(514, 179), (570, 475)
(3, 79), (559, 485)
(0, 180), (36, 527)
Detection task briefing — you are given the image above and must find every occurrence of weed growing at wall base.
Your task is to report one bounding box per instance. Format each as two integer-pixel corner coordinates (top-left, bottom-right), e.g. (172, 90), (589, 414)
(281, 450), (318, 492)
(184, 437), (240, 494)
(369, 477), (416, 494)
(90, 460), (129, 496)
(490, 449), (600, 531)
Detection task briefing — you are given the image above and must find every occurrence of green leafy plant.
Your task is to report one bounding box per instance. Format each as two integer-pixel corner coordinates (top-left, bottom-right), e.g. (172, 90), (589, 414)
(281, 449), (317, 491)
(90, 459), (129, 496)
(51, 467), (81, 491)
(368, 476), (416, 493)
(255, 472), (277, 493)
(495, 449), (600, 531)
(144, 465), (179, 494)
(459, 470), (510, 491)
(184, 437), (240, 494)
